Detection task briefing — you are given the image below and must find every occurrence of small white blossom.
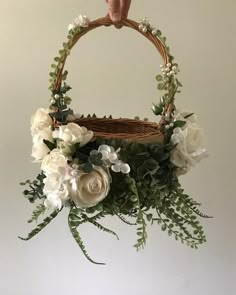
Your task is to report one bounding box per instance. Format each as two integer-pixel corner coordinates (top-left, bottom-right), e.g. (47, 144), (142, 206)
(91, 145), (131, 174)
(97, 145), (119, 162)
(111, 162), (131, 174)
(68, 15), (90, 31)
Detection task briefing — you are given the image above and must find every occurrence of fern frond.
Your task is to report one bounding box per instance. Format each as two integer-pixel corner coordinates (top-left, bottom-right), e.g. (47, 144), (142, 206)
(116, 213), (136, 225)
(68, 208), (105, 265)
(19, 209), (60, 241)
(27, 204), (46, 223)
(191, 207), (213, 219)
(85, 217), (119, 240)
(128, 176), (148, 251)
(134, 211), (147, 251)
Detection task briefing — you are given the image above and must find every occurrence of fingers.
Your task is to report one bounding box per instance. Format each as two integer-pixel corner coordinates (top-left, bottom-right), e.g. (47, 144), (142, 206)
(120, 0), (131, 19)
(107, 0), (121, 23)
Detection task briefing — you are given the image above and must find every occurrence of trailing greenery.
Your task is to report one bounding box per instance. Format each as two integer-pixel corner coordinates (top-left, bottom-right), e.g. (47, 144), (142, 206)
(68, 207), (105, 265)
(27, 204), (46, 223)
(20, 136), (208, 262)
(19, 209), (61, 241)
(20, 173), (46, 203)
(20, 16), (210, 264)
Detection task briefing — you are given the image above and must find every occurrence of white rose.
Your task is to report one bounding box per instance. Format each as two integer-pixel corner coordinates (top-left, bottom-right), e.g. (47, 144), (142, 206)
(31, 108), (53, 134)
(31, 128), (54, 161)
(53, 123), (93, 147)
(70, 166), (110, 208)
(41, 149), (69, 175)
(170, 125), (207, 174)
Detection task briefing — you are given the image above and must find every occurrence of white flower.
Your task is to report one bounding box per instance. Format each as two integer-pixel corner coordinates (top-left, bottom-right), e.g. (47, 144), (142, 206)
(53, 123), (93, 147)
(32, 143), (50, 162)
(44, 194), (63, 210)
(170, 122), (208, 174)
(31, 108), (53, 134)
(31, 128), (54, 161)
(70, 166), (110, 208)
(111, 162), (131, 174)
(41, 149), (70, 175)
(91, 145), (131, 174)
(97, 145), (119, 162)
(43, 173), (70, 210)
(68, 15), (90, 31)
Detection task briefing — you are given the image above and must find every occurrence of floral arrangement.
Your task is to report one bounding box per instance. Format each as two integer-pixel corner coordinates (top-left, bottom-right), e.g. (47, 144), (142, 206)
(19, 15), (210, 264)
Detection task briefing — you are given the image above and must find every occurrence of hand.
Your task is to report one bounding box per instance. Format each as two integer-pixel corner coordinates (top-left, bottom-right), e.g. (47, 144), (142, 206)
(105, 0), (132, 23)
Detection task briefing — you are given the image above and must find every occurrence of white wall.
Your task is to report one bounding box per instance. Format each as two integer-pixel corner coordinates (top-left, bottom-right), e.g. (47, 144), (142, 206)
(0, 1), (235, 294)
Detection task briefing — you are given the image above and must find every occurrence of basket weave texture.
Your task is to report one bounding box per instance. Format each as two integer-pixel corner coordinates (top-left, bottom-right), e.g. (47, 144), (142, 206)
(52, 17), (170, 143)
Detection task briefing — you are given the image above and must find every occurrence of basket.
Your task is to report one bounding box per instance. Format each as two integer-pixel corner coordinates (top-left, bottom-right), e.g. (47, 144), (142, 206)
(20, 15), (209, 265)
(50, 17), (171, 143)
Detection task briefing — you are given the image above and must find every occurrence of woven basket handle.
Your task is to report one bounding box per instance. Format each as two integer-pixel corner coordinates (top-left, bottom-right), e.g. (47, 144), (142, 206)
(52, 16), (170, 92)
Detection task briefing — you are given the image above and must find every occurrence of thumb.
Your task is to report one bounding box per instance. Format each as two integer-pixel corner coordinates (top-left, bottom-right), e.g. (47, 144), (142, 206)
(107, 0), (121, 23)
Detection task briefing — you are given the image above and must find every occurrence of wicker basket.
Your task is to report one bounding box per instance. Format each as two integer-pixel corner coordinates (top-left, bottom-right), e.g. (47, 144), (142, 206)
(52, 17), (171, 143)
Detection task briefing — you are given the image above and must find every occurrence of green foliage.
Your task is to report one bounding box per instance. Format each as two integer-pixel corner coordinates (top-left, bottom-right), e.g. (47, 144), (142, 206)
(20, 173), (46, 203)
(27, 204), (46, 223)
(68, 208), (105, 265)
(19, 209), (60, 241)
(173, 120), (186, 128)
(21, 136), (209, 263)
(116, 214), (136, 225)
(82, 213), (119, 240)
(127, 177), (147, 250)
(43, 139), (56, 151)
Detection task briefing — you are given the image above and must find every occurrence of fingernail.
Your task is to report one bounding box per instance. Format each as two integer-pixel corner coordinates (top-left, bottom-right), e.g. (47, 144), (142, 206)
(111, 13), (120, 23)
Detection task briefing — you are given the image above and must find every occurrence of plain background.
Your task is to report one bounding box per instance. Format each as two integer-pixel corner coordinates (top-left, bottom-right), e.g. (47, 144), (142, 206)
(0, 1), (235, 294)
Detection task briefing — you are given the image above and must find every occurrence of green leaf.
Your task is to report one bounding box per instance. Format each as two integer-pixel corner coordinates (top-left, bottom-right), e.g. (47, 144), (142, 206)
(146, 214), (153, 222)
(130, 195), (138, 202)
(157, 83), (164, 90)
(43, 139), (56, 151)
(173, 120), (186, 128)
(61, 70), (68, 81)
(152, 104), (163, 116)
(54, 57), (61, 62)
(161, 224), (167, 231)
(176, 79), (183, 87)
(155, 75), (163, 81)
(83, 163), (93, 173)
(184, 113), (194, 119)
